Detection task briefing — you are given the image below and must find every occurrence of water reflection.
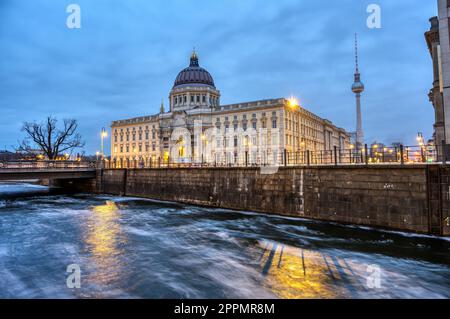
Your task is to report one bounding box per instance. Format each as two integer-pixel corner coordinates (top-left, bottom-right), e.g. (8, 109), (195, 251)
(1, 185), (449, 299)
(259, 240), (368, 298)
(84, 201), (127, 290)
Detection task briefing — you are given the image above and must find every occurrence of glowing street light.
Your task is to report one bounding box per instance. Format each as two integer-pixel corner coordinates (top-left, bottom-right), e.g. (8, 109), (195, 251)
(100, 127), (108, 158)
(287, 97), (299, 108)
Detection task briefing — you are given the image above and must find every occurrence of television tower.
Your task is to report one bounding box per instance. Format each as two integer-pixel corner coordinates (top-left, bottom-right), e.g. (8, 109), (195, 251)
(351, 33), (365, 149)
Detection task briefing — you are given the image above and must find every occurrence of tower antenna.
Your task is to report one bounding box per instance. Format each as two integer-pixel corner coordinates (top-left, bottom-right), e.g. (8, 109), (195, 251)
(355, 33), (359, 73)
(352, 33), (365, 149)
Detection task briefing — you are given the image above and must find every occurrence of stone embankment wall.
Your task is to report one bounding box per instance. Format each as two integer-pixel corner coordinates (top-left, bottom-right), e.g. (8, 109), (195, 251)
(84, 165), (449, 236)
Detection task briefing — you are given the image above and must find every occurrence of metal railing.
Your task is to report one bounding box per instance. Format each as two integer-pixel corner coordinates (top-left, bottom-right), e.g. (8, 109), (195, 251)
(102, 144), (445, 169)
(0, 160), (97, 170)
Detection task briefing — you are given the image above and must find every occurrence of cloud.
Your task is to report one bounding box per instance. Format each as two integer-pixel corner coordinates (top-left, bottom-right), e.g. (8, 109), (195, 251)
(0, 0), (438, 153)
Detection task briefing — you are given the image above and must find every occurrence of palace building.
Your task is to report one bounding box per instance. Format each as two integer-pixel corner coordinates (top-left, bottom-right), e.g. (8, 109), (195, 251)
(110, 51), (351, 167)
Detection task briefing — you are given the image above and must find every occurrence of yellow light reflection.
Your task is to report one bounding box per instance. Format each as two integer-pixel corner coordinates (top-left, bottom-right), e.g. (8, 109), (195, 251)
(85, 201), (126, 288)
(258, 241), (357, 298)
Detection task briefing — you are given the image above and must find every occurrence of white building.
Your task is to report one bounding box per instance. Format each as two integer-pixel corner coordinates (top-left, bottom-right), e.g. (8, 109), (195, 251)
(111, 52), (350, 168)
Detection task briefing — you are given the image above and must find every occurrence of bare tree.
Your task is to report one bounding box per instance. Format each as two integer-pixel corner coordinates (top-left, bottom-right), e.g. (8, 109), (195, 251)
(19, 116), (85, 160)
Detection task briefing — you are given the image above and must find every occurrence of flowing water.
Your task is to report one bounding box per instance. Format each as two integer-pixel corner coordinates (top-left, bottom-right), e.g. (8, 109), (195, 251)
(0, 182), (449, 299)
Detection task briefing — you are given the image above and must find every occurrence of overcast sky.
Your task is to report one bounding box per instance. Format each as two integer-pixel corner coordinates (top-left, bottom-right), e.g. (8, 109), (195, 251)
(0, 0), (438, 154)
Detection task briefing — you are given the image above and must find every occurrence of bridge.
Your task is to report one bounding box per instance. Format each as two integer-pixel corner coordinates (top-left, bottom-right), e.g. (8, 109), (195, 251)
(0, 161), (97, 181)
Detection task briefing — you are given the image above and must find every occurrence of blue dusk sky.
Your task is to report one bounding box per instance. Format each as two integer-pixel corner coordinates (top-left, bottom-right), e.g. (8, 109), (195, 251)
(0, 0), (438, 154)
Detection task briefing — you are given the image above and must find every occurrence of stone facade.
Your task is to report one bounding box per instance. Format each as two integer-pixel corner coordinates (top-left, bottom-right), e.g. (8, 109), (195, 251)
(427, 1), (450, 158)
(426, 17), (446, 154)
(110, 52), (350, 168)
(438, 0), (450, 143)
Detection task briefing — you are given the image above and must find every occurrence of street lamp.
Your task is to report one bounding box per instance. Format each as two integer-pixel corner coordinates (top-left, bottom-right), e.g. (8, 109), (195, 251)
(101, 128), (108, 158)
(288, 96), (299, 109)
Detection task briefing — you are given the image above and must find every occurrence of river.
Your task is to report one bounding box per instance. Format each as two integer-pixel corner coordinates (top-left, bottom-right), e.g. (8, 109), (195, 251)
(0, 182), (449, 298)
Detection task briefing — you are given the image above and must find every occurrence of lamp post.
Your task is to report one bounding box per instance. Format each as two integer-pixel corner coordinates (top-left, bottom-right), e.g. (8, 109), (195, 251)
(101, 128), (108, 158)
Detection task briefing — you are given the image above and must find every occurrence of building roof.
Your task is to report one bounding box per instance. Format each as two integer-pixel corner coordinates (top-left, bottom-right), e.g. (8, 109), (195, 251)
(173, 52), (215, 88)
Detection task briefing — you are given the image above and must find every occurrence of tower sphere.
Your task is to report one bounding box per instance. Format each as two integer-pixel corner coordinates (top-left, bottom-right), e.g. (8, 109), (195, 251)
(352, 81), (365, 94)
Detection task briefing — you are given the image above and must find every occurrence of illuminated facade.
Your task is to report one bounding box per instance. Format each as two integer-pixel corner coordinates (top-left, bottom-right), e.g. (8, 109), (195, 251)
(111, 52), (350, 167)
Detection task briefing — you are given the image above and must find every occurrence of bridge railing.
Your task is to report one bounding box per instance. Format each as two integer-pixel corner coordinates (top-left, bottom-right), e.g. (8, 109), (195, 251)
(102, 144), (443, 169)
(0, 160), (97, 170)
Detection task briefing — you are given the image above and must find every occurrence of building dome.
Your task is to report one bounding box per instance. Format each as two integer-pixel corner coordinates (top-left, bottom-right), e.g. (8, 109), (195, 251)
(173, 52), (215, 88)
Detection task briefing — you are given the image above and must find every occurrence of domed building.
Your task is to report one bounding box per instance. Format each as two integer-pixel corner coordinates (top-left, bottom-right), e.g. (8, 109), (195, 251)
(169, 51), (221, 112)
(111, 51), (350, 168)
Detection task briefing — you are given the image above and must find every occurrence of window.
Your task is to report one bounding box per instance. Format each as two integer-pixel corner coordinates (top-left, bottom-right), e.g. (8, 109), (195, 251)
(243, 114), (247, 120)
(184, 95), (187, 103)
(132, 133), (136, 141)
(191, 96), (194, 103)
(139, 133), (142, 140)
(126, 134), (129, 142)
(234, 137), (238, 147)
(272, 120), (277, 129)
(152, 143), (156, 151)
(196, 95), (200, 103)
(243, 123), (247, 131)
(139, 145), (142, 152)
(146, 132), (149, 139)
(252, 122), (257, 130)
(120, 135), (123, 142)
(120, 146), (123, 153)
(234, 124), (238, 131)
(114, 136), (117, 143)
(126, 146), (129, 153)
(202, 95), (206, 103)
(152, 131), (156, 139)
